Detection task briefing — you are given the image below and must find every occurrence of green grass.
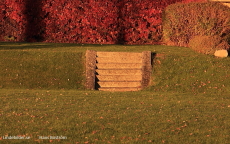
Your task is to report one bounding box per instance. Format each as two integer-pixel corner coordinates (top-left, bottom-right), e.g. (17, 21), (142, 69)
(1, 42), (230, 143)
(1, 42), (230, 95)
(0, 43), (85, 90)
(0, 89), (230, 143)
(150, 53), (230, 95)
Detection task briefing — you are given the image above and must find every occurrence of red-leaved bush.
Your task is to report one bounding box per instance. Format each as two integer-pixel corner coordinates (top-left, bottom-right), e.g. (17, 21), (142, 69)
(1, 0), (26, 41)
(0, 0), (203, 44)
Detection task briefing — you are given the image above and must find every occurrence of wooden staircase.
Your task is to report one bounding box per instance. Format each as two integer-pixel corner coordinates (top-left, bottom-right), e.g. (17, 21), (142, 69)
(85, 51), (151, 91)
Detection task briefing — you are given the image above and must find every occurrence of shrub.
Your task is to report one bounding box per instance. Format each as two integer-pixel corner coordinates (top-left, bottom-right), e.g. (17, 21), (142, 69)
(189, 35), (229, 54)
(163, 2), (230, 47)
(1, 0), (201, 44)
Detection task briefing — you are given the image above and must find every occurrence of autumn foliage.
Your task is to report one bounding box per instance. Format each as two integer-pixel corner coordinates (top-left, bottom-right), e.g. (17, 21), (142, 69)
(163, 2), (230, 47)
(189, 35), (230, 54)
(1, 0), (204, 44)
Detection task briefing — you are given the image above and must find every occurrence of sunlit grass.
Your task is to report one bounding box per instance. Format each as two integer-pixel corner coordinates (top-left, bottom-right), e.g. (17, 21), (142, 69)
(0, 89), (229, 143)
(1, 42), (230, 143)
(150, 54), (230, 95)
(0, 46), (85, 90)
(1, 42), (230, 95)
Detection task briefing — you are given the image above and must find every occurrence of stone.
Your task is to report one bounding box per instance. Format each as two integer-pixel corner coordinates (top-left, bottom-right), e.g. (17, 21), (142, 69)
(214, 50), (228, 58)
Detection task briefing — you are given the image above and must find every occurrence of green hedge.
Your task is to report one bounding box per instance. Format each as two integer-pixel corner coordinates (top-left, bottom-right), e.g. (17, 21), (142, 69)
(189, 35), (229, 54)
(163, 2), (230, 47)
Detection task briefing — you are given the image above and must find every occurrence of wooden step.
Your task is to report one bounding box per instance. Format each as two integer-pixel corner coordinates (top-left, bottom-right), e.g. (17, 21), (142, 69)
(96, 63), (142, 69)
(96, 75), (142, 81)
(98, 87), (142, 91)
(96, 69), (142, 75)
(97, 81), (141, 87)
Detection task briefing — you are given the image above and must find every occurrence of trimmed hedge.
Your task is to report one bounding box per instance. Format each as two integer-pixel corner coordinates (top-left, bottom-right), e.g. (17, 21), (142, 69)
(163, 2), (230, 47)
(189, 35), (229, 54)
(1, 0), (202, 44)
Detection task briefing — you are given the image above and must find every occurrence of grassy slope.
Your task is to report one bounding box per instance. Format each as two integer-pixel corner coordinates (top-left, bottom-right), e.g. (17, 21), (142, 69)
(0, 43), (85, 90)
(151, 51), (230, 95)
(0, 89), (229, 143)
(1, 42), (230, 143)
(1, 42), (230, 94)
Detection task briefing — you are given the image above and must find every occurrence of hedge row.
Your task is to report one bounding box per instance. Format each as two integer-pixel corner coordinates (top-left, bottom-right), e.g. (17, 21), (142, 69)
(163, 2), (230, 47)
(1, 0), (203, 44)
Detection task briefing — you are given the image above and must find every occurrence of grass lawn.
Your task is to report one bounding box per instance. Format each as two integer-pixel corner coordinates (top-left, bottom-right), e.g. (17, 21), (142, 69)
(1, 89), (230, 143)
(1, 42), (230, 143)
(1, 42), (230, 94)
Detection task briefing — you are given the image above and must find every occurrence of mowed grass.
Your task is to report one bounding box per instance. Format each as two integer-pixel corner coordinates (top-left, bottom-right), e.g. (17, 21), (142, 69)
(0, 42), (230, 143)
(0, 43), (85, 90)
(1, 42), (230, 94)
(0, 89), (230, 143)
(150, 52), (230, 95)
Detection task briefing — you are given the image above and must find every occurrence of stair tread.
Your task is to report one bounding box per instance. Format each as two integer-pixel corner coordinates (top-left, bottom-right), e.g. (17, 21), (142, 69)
(97, 52), (142, 57)
(97, 76), (142, 78)
(97, 74), (142, 76)
(98, 87), (142, 91)
(96, 68), (142, 71)
(97, 68), (142, 70)
(96, 75), (142, 81)
(99, 87), (141, 89)
(98, 82), (141, 87)
(96, 59), (142, 63)
(98, 81), (141, 83)
(99, 87), (141, 88)
(97, 62), (141, 64)
(96, 65), (142, 68)
(96, 69), (142, 75)
(98, 80), (141, 82)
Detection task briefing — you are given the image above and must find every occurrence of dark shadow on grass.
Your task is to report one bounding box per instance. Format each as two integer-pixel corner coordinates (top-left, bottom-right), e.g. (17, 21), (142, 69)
(151, 53), (157, 66)
(0, 42), (81, 50)
(0, 42), (118, 50)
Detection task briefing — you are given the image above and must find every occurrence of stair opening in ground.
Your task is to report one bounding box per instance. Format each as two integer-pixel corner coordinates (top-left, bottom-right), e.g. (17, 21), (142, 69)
(85, 50), (152, 91)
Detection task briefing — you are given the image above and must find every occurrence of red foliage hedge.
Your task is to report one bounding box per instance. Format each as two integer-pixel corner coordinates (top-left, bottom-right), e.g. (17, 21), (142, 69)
(1, 0), (204, 44)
